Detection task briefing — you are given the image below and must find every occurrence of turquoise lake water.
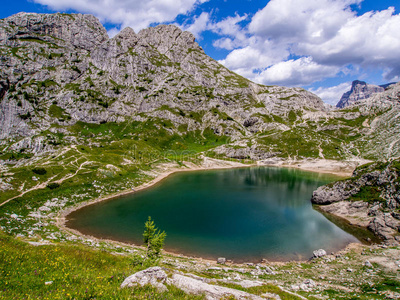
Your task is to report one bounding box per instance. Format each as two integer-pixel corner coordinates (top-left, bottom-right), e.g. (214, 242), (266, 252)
(67, 166), (360, 262)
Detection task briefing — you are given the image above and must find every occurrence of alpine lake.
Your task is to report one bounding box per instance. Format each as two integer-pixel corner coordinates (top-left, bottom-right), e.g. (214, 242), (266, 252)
(67, 166), (365, 262)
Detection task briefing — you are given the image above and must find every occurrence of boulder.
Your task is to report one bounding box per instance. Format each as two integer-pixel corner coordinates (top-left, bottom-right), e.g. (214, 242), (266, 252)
(299, 279), (316, 292)
(121, 267), (273, 299)
(364, 260), (373, 268)
(120, 266), (168, 292)
(368, 217), (398, 242)
(313, 249), (327, 258)
(169, 273), (265, 300)
(217, 257), (226, 265)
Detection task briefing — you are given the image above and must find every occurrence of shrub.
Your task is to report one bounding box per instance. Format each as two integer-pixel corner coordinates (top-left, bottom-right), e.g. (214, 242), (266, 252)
(32, 167), (47, 175)
(47, 182), (60, 189)
(71, 65), (81, 73)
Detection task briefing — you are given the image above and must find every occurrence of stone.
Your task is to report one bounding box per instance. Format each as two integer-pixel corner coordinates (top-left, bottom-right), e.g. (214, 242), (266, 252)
(263, 266), (276, 275)
(120, 266), (168, 292)
(313, 249), (327, 258)
(300, 279), (316, 291)
(217, 257), (226, 265)
(364, 260), (373, 268)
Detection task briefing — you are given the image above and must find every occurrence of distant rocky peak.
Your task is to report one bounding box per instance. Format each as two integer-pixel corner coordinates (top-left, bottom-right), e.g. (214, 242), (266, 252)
(336, 80), (392, 108)
(351, 80), (367, 88)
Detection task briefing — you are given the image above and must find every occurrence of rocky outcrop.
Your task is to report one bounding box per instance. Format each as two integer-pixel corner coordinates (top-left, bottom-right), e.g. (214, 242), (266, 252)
(312, 159), (400, 244)
(120, 266), (169, 291)
(170, 274), (265, 300)
(336, 80), (395, 108)
(121, 267), (270, 300)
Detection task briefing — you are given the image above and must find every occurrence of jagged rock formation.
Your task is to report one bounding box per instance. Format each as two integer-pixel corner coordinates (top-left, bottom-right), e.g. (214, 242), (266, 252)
(0, 12), (323, 150)
(312, 159), (400, 244)
(336, 80), (395, 108)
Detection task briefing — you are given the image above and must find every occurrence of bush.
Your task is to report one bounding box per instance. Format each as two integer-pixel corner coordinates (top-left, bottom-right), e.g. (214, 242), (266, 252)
(47, 182), (60, 189)
(32, 167), (47, 175)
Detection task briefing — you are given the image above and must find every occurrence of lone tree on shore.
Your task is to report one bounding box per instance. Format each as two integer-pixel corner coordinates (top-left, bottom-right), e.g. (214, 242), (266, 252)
(143, 216), (166, 259)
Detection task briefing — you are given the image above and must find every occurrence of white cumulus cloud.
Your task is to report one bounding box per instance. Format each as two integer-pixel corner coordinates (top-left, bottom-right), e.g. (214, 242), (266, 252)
(216, 0), (400, 87)
(309, 82), (352, 105)
(253, 57), (340, 86)
(181, 12), (211, 39)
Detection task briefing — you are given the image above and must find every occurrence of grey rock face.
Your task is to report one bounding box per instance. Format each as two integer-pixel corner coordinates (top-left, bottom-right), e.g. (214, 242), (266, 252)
(121, 267), (273, 300)
(169, 273), (265, 300)
(312, 159), (400, 243)
(336, 80), (393, 108)
(0, 12), (108, 51)
(311, 181), (357, 205)
(0, 12), (327, 156)
(120, 266), (168, 291)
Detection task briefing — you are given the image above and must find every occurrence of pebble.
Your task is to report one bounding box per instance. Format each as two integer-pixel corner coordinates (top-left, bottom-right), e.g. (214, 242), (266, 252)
(364, 260), (373, 268)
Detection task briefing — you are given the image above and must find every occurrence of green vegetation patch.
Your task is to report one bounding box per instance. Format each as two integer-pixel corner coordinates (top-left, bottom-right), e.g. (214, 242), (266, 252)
(0, 231), (204, 299)
(48, 104), (70, 121)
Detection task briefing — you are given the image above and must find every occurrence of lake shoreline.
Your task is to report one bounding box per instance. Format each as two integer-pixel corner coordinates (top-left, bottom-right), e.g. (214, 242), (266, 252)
(57, 157), (366, 263)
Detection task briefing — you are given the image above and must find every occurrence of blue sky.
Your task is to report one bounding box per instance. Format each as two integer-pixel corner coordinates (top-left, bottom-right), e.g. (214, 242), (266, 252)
(1, 0), (399, 105)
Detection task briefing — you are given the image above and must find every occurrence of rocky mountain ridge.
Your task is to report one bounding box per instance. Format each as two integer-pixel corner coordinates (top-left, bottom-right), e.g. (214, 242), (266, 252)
(0, 12), (323, 147)
(336, 80), (395, 108)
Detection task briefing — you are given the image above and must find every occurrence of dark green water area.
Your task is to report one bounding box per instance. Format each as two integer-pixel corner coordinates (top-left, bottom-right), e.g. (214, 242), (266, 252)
(67, 167), (361, 262)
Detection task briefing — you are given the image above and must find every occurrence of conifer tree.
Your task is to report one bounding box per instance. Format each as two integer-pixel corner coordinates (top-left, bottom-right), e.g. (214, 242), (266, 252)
(143, 216), (166, 259)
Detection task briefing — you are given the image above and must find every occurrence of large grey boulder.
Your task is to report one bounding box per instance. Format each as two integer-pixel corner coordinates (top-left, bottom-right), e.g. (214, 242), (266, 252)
(121, 267), (274, 299)
(312, 249), (327, 258)
(169, 273), (265, 300)
(120, 266), (169, 292)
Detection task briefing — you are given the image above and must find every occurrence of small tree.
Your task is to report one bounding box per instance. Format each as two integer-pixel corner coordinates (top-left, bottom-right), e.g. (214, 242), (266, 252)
(143, 216), (166, 259)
